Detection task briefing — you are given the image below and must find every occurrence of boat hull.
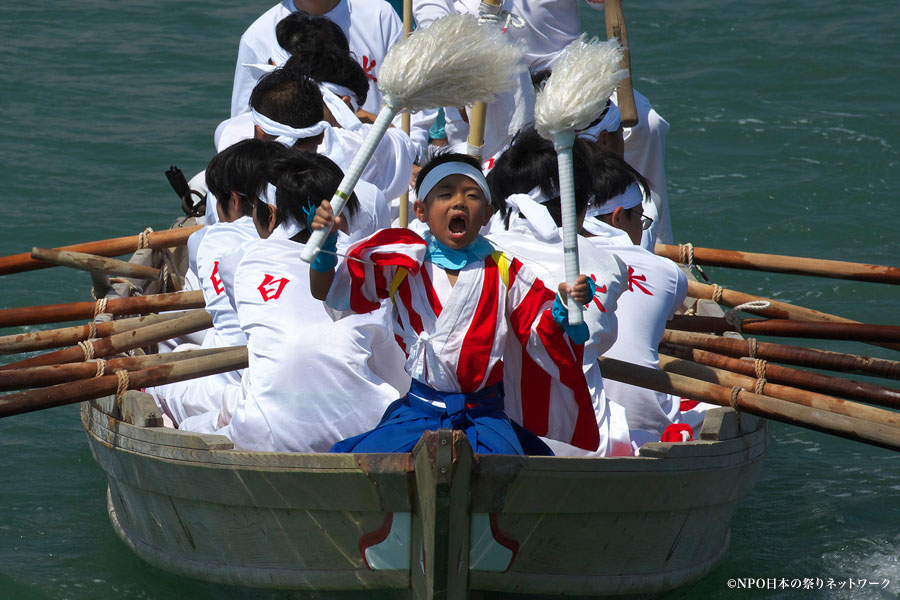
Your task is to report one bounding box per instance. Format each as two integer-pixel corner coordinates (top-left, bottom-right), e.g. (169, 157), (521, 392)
(82, 392), (767, 597)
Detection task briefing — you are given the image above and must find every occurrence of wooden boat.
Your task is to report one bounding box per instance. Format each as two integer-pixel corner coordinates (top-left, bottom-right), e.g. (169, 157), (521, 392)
(79, 233), (768, 596)
(60, 211), (768, 596)
(83, 388), (766, 597)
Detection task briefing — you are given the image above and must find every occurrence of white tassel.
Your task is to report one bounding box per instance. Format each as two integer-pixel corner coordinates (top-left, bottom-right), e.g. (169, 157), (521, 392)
(379, 13), (522, 111)
(301, 14), (522, 264)
(534, 36), (627, 139)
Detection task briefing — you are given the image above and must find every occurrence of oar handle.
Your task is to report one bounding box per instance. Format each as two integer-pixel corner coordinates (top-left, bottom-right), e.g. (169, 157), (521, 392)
(554, 131), (583, 327)
(604, 0), (638, 127)
(301, 105), (397, 263)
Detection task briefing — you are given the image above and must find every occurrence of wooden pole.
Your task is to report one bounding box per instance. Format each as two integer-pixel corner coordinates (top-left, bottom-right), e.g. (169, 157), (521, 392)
(398, 0), (414, 228)
(687, 280), (900, 353)
(0, 346), (239, 391)
(31, 247), (161, 280)
(0, 290), (204, 329)
(0, 310), (212, 371)
(597, 356), (900, 452)
(0, 311), (193, 355)
(604, 0), (638, 127)
(659, 342), (900, 411)
(667, 314), (900, 343)
(657, 354), (900, 429)
(0, 346), (247, 419)
(465, 0), (502, 161)
(656, 242), (900, 285)
(662, 330), (900, 381)
(0, 225), (201, 276)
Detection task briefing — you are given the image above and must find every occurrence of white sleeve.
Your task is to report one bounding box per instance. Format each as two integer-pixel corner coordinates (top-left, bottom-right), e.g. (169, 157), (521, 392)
(360, 126), (416, 202)
(230, 36), (263, 118)
(413, 0), (454, 28)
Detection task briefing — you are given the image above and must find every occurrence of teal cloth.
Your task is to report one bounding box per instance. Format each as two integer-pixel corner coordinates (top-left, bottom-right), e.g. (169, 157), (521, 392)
(425, 231), (493, 270)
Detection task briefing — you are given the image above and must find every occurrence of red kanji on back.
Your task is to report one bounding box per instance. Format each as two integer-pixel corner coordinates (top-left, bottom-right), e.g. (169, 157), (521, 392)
(627, 265), (653, 296)
(257, 274), (290, 302)
(588, 274), (608, 312)
(362, 56), (377, 82)
(210, 261), (224, 295)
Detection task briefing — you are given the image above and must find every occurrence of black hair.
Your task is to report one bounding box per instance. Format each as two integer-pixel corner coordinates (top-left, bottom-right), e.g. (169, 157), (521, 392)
(283, 48), (369, 108)
(586, 150), (652, 210)
(486, 128), (592, 229)
(249, 70), (324, 129)
(275, 11), (350, 58)
(266, 149), (359, 241)
(414, 152), (499, 210)
(206, 139), (288, 218)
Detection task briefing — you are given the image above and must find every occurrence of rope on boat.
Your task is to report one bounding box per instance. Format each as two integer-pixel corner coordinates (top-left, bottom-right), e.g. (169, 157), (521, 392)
(115, 369), (129, 406)
(712, 283), (724, 303)
(137, 227), (154, 250)
(87, 320), (98, 340)
(729, 386), (742, 411)
(747, 337), (759, 359)
(678, 242), (708, 280)
(92, 297), (108, 319)
(93, 359), (106, 378)
(78, 340), (95, 361)
(753, 358), (768, 394)
(724, 300), (771, 333)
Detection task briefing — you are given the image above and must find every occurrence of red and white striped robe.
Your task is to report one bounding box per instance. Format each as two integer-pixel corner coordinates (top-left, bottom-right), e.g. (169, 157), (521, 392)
(326, 229), (600, 451)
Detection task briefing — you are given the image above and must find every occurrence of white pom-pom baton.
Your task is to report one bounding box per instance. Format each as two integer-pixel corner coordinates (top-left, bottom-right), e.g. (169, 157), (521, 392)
(301, 14), (522, 262)
(534, 36), (627, 326)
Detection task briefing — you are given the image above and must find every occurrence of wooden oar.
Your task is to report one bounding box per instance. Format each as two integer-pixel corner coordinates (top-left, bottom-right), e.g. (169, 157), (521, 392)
(687, 280), (900, 353)
(667, 314), (900, 343)
(657, 354), (900, 429)
(0, 346), (237, 392)
(0, 225), (201, 276)
(0, 346), (247, 419)
(31, 247), (161, 280)
(604, 0), (638, 127)
(659, 342), (900, 410)
(598, 356), (900, 452)
(656, 242), (900, 285)
(0, 311), (193, 355)
(0, 310), (212, 371)
(0, 290), (204, 329)
(662, 330), (900, 381)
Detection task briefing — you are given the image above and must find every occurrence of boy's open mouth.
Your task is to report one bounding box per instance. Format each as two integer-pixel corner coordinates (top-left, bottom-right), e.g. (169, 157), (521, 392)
(448, 214), (468, 237)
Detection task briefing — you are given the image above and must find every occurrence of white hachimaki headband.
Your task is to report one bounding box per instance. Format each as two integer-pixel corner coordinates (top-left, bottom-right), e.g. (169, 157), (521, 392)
(584, 182), (643, 218)
(417, 161), (492, 204)
(251, 109), (329, 142)
(576, 100), (622, 142)
(259, 182), (304, 239)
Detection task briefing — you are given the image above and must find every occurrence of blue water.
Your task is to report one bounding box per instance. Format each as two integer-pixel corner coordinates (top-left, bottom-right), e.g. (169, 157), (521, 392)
(1, 1), (899, 598)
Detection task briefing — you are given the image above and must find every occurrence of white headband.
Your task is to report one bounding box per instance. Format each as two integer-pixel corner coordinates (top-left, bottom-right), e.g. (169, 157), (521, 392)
(585, 182), (643, 217)
(505, 186), (559, 241)
(321, 82), (359, 113)
(576, 102), (622, 142)
(417, 161), (492, 204)
(319, 84), (362, 131)
(251, 109), (329, 142)
(259, 182), (306, 239)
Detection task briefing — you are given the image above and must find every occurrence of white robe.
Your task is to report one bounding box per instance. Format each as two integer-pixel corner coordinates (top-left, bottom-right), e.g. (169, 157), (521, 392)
(327, 228), (610, 452)
(150, 218), (259, 425)
(197, 235), (406, 452)
(583, 223), (697, 444)
(487, 208), (633, 457)
(230, 0), (434, 158)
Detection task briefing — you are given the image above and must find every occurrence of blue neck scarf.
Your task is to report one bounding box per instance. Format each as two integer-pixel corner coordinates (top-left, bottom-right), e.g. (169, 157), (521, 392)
(425, 232), (494, 270)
